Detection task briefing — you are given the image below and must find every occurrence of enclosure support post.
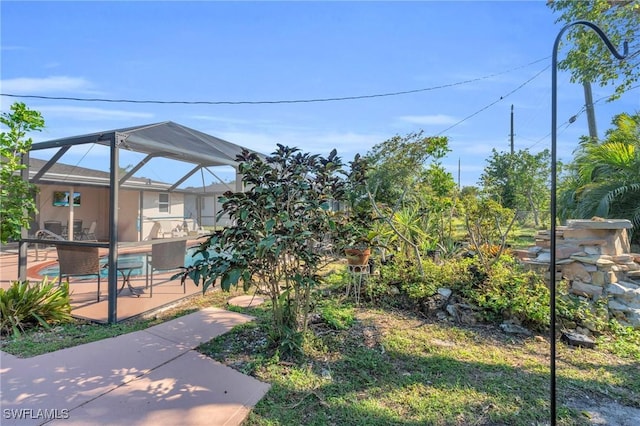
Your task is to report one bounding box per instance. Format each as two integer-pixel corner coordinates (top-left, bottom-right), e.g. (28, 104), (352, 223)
(107, 134), (121, 324)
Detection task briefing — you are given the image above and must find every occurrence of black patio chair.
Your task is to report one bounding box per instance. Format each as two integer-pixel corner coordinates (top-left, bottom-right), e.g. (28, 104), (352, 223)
(44, 220), (63, 237)
(145, 240), (187, 297)
(56, 245), (102, 302)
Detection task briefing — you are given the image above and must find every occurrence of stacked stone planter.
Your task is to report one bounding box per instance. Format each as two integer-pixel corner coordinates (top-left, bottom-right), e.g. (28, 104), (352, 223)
(517, 219), (640, 329)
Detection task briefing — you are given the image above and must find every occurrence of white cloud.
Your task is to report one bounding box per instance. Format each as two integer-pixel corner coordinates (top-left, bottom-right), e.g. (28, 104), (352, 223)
(37, 106), (154, 121)
(214, 129), (385, 158)
(0, 76), (92, 93)
(398, 114), (458, 125)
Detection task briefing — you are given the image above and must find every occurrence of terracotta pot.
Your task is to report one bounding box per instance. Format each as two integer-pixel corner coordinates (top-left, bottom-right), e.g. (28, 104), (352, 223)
(345, 248), (371, 266)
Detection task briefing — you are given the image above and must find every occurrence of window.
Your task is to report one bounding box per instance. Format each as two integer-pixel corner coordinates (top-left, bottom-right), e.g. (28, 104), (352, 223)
(158, 193), (169, 213)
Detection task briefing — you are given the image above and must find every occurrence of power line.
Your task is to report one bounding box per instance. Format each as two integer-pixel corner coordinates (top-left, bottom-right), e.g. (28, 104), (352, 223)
(0, 57), (550, 105)
(526, 83), (640, 151)
(436, 65), (550, 136)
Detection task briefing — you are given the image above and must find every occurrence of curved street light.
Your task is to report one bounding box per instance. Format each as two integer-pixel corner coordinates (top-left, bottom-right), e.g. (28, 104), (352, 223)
(550, 20), (629, 425)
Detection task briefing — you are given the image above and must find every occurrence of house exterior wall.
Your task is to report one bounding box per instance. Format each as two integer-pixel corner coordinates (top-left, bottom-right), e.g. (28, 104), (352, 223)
(36, 184), (109, 240)
(117, 190), (140, 242)
(183, 193), (232, 228)
(140, 191), (185, 240)
(35, 184), (185, 242)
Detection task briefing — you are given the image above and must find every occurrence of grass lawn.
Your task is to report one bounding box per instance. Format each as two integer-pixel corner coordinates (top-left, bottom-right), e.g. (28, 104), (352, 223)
(202, 297), (639, 426)
(2, 259), (639, 425)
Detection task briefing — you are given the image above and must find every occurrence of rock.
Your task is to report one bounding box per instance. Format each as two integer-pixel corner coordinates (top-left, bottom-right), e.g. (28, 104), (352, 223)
(596, 258), (615, 267)
(437, 287), (452, 299)
(446, 303), (479, 325)
(591, 271), (605, 286)
(528, 246), (543, 254)
(500, 321), (532, 336)
(556, 245), (583, 259)
(577, 239), (608, 247)
(536, 252), (551, 262)
(625, 262), (640, 271)
(607, 282), (632, 296)
(583, 246), (601, 255)
(609, 300), (632, 312)
(565, 219), (632, 230)
(561, 262), (592, 283)
(570, 255), (599, 265)
(561, 331), (596, 349)
(570, 281), (603, 298)
(575, 326), (592, 337)
(612, 254), (634, 263)
(321, 368), (332, 380)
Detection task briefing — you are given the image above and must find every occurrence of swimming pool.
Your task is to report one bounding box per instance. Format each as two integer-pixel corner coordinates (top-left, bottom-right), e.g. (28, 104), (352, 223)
(38, 246), (203, 280)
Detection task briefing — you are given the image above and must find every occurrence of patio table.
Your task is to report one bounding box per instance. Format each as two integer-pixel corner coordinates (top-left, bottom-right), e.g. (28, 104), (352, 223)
(116, 259), (144, 297)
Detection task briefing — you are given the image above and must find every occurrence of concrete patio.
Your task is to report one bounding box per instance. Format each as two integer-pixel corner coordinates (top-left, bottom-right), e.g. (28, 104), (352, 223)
(0, 242), (209, 323)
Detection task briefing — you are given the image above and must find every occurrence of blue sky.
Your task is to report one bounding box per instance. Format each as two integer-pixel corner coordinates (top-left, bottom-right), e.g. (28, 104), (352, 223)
(1, 1), (638, 189)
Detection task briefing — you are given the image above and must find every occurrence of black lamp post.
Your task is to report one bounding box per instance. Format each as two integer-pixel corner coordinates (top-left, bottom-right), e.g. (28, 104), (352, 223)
(550, 20), (628, 424)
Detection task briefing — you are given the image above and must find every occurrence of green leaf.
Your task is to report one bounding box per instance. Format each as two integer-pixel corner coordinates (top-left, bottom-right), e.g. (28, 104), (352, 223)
(220, 268), (242, 291)
(258, 235), (277, 249)
(265, 218), (276, 232)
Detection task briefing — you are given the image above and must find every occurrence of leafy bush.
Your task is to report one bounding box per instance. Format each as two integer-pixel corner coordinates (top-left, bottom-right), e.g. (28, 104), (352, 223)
(320, 302), (355, 330)
(390, 258), (483, 300)
(469, 256), (550, 330)
(557, 283), (609, 333)
(391, 254), (550, 330)
(0, 279), (72, 337)
(322, 269), (351, 290)
(180, 146), (368, 357)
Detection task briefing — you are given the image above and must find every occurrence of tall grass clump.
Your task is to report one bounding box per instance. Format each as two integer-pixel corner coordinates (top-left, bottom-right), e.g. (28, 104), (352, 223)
(0, 279), (73, 337)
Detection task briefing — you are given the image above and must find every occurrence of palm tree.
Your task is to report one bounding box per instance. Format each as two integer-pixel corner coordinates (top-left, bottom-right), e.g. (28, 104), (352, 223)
(559, 113), (640, 243)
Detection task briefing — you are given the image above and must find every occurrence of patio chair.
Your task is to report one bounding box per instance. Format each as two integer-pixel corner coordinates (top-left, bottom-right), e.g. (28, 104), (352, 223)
(80, 221), (97, 240)
(193, 220), (209, 236)
(145, 239), (187, 296)
(44, 220), (63, 237)
(56, 245), (102, 302)
(33, 229), (64, 261)
(145, 221), (162, 240)
(151, 221), (170, 238)
(67, 219), (83, 240)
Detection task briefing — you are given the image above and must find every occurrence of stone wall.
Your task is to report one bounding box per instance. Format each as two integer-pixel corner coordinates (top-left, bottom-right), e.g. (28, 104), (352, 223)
(518, 219), (640, 329)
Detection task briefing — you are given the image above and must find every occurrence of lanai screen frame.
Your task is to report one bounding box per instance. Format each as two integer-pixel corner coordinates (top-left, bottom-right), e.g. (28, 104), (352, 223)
(19, 121), (249, 323)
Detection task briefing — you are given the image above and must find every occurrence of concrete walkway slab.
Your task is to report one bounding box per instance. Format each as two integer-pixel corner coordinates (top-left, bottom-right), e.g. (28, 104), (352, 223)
(144, 308), (250, 348)
(50, 351), (271, 426)
(227, 295), (265, 308)
(1, 308), (270, 426)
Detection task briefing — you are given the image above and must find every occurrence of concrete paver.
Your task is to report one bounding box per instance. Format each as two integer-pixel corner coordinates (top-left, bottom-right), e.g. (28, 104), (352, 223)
(1, 308), (270, 426)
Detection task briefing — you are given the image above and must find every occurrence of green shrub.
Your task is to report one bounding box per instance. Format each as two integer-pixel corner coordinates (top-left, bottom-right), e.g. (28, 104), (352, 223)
(397, 256), (480, 300)
(322, 269), (351, 289)
(557, 284), (610, 332)
(0, 279), (72, 337)
(320, 302), (355, 330)
(469, 256), (550, 330)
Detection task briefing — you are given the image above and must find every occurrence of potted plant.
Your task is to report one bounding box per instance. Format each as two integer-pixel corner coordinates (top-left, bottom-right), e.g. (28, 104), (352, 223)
(344, 230), (376, 266)
(338, 153), (378, 266)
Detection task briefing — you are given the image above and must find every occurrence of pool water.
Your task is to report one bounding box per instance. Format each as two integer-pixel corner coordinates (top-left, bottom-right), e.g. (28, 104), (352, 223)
(38, 246), (203, 280)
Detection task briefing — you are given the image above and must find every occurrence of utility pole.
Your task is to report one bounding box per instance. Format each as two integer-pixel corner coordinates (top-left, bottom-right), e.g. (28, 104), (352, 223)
(510, 104), (515, 154)
(583, 81), (598, 141)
